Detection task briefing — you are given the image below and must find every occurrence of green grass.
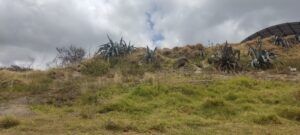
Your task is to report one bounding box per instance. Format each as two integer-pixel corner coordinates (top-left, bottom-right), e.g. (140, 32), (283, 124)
(1, 70), (300, 134)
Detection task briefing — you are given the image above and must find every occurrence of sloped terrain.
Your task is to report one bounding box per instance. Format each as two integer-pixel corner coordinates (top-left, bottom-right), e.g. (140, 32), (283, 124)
(0, 38), (300, 135)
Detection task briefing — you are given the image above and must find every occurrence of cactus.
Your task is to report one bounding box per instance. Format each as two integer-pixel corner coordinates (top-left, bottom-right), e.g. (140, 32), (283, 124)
(96, 35), (135, 60)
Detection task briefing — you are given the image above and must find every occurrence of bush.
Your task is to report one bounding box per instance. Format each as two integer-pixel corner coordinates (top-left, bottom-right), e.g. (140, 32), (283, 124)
(54, 45), (85, 67)
(80, 59), (109, 76)
(0, 116), (20, 129)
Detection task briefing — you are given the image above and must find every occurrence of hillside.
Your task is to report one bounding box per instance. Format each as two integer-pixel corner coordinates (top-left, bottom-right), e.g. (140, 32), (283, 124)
(0, 39), (300, 135)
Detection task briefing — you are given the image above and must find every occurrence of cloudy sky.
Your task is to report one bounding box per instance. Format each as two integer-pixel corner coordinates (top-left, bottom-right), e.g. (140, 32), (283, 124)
(0, 0), (299, 69)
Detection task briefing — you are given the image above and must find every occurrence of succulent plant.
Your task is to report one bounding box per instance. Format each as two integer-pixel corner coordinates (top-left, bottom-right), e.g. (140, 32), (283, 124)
(144, 46), (157, 63)
(272, 35), (290, 48)
(96, 35), (135, 60)
(248, 38), (277, 69)
(209, 41), (241, 73)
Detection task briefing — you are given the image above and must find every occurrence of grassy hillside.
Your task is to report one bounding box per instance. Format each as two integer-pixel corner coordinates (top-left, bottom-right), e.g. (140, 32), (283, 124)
(0, 39), (300, 135)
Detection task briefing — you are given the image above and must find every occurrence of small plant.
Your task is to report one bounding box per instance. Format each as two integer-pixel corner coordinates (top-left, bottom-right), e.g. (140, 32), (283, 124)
(208, 41), (241, 72)
(0, 116), (20, 129)
(54, 45), (85, 67)
(144, 46), (157, 63)
(96, 35), (135, 61)
(248, 38), (277, 69)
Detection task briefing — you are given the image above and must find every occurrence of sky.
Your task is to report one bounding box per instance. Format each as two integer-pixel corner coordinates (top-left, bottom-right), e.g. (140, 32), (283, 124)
(0, 0), (299, 69)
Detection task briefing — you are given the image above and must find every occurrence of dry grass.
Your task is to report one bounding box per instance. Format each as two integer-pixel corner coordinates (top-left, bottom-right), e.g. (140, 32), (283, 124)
(1, 39), (300, 134)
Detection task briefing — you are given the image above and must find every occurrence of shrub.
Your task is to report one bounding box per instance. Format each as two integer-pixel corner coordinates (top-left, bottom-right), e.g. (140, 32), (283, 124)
(53, 45), (85, 67)
(0, 116), (20, 129)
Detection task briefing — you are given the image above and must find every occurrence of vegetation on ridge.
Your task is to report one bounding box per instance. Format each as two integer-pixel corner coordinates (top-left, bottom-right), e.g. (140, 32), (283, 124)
(0, 37), (300, 134)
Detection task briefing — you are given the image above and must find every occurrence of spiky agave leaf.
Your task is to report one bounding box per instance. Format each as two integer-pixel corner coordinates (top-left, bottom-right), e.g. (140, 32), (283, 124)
(209, 41), (241, 73)
(144, 46), (157, 63)
(96, 35), (135, 60)
(248, 39), (277, 69)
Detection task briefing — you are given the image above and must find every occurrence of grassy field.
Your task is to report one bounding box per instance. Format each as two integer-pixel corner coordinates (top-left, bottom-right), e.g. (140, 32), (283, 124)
(1, 39), (300, 134)
(0, 69), (300, 135)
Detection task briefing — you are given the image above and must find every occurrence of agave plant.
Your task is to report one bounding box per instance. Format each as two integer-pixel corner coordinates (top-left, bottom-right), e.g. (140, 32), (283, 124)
(209, 41), (241, 73)
(96, 35), (135, 60)
(144, 46), (157, 63)
(273, 35), (290, 48)
(248, 38), (277, 69)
